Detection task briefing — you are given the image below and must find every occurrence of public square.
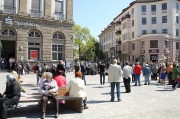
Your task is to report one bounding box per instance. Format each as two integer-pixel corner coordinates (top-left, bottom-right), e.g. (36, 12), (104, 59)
(0, 71), (180, 119)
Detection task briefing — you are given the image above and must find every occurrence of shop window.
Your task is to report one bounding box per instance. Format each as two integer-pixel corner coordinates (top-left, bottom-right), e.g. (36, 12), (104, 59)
(1, 29), (15, 35)
(53, 33), (64, 39)
(52, 44), (64, 60)
(29, 31), (41, 37)
(150, 40), (158, 48)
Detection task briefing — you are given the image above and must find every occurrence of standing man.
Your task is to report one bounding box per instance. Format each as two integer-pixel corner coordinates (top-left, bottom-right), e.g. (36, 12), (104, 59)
(35, 62), (41, 85)
(108, 59), (123, 102)
(98, 62), (106, 85)
(56, 60), (65, 76)
(123, 61), (132, 93)
(151, 63), (158, 80)
(134, 62), (142, 86)
(81, 62), (87, 85)
(143, 64), (152, 85)
(167, 62), (173, 85)
(9, 57), (12, 70)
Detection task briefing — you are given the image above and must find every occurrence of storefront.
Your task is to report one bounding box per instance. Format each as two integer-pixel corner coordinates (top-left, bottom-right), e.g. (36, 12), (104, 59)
(0, 15), (73, 65)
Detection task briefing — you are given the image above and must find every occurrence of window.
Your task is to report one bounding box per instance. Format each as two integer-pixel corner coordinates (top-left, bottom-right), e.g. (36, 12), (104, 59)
(142, 30), (147, 35)
(176, 16), (179, 23)
(28, 43), (40, 46)
(162, 3), (167, 10)
(176, 42), (179, 49)
(162, 16), (167, 23)
(152, 30), (157, 34)
(142, 18), (146, 25)
(132, 8), (134, 15)
(53, 33), (64, 39)
(29, 31), (41, 37)
(150, 40), (158, 48)
(31, 0), (42, 17)
(151, 5), (156, 12)
(132, 43), (135, 50)
(162, 29), (168, 34)
(52, 44), (63, 60)
(176, 3), (179, 10)
(4, 0), (16, 14)
(142, 5), (146, 12)
(164, 41), (168, 48)
(141, 41), (145, 49)
(132, 20), (134, 27)
(1, 29), (15, 35)
(152, 17), (156, 24)
(176, 29), (179, 36)
(132, 32), (134, 38)
(54, 0), (64, 20)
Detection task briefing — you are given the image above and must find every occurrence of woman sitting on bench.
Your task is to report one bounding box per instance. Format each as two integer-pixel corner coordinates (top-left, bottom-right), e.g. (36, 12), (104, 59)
(39, 72), (59, 119)
(66, 71), (89, 109)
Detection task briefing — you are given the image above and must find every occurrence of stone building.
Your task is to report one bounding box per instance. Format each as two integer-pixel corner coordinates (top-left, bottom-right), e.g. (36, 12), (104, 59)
(0, 0), (74, 67)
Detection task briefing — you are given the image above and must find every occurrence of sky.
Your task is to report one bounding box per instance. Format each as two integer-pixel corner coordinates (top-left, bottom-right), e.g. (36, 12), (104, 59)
(74, 0), (135, 40)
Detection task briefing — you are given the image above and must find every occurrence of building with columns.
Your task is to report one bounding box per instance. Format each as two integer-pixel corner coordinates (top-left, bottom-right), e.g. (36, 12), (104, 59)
(0, 0), (73, 66)
(98, 22), (116, 63)
(104, 0), (180, 64)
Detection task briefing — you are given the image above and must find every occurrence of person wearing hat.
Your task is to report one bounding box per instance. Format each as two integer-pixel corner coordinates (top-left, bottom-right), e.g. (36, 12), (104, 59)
(0, 74), (21, 119)
(143, 64), (152, 85)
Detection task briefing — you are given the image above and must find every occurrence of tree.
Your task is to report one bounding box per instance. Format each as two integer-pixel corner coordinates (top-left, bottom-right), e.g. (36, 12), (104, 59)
(94, 41), (105, 60)
(74, 25), (91, 59)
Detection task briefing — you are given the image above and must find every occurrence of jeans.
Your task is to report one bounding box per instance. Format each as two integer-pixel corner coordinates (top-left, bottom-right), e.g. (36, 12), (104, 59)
(100, 72), (105, 84)
(1, 63), (4, 70)
(135, 74), (141, 86)
(144, 75), (150, 85)
(110, 82), (120, 101)
(9, 63), (12, 70)
(82, 73), (86, 85)
(36, 71), (40, 84)
(172, 80), (177, 89)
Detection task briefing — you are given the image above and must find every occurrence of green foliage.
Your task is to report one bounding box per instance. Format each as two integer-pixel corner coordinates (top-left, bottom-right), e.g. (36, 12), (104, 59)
(73, 24), (105, 61)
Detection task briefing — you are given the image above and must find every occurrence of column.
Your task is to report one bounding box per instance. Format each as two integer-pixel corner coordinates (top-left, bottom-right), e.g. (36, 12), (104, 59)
(44, 0), (53, 19)
(19, 0), (28, 16)
(66, 0), (73, 22)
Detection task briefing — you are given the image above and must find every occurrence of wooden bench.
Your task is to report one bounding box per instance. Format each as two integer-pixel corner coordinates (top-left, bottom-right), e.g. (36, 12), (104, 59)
(16, 87), (83, 113)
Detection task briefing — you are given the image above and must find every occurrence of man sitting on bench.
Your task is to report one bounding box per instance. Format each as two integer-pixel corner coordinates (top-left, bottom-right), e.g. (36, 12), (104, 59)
(0, 74), (21, 119)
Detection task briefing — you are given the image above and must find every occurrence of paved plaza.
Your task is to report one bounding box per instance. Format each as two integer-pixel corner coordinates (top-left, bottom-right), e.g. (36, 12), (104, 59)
(0, 71), (180, 119)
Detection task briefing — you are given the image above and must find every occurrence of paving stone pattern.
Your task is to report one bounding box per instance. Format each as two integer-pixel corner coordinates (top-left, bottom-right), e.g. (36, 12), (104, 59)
(0, 72), (180, 119)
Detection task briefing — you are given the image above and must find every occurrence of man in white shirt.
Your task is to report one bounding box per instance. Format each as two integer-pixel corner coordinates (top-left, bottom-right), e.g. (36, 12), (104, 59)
(123, 61), (133, 93)
(108, 59), (123, 102)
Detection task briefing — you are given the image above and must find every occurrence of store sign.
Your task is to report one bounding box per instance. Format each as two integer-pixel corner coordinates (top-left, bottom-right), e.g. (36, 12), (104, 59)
(5, 17), (38, 27)
(149, 49), (159, 53)
(141, 50), (145, 53)
(164, 49), (169, 54)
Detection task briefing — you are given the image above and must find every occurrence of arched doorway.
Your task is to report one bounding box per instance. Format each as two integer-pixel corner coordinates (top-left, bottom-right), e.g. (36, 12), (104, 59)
(0, 28), (16, 69)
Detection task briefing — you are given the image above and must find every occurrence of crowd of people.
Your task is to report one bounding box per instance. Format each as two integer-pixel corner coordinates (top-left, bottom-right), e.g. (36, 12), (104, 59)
(1, 58), (180, 119)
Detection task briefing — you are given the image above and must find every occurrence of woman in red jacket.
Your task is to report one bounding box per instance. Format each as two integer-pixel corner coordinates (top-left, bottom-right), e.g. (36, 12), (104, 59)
(54, 70), (66, 87)
(133, 62), (142, 86)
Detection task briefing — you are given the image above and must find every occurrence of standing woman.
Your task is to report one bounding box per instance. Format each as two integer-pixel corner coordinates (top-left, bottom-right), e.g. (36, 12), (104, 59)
(172, 62), (180, 90)
(132, 64), (135, 82)
(160, 63), (167, 85)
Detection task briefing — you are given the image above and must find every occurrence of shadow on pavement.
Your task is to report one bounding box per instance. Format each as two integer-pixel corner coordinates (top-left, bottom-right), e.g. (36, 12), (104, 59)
(22, 84), (39, 87)
(155, 89), (173, 92)
(88, 100), (110, 104)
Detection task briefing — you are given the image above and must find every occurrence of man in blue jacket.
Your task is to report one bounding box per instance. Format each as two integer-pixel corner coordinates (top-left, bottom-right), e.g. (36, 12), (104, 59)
(143, 64), (152, 85)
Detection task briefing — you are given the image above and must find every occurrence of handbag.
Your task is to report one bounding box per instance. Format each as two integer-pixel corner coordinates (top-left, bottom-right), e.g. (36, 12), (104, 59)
(175, 77), (180, 82)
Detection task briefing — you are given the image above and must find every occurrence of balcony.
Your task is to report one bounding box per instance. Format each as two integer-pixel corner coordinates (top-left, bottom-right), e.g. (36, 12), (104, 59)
(109, 47), (115, 52)
(29, 10), (42, 18)
(121, 14), (131, 21)
(116, 41), (121, 45)
(116, 51), (121, 55)
(116, 21), (121, 26)
(53, 13), (64, 20)
(0, 5), (16, 14)
(115, 30), (121, 35)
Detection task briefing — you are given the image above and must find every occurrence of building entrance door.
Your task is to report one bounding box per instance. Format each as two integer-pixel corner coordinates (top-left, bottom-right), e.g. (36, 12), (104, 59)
(1, 40), (16, 69)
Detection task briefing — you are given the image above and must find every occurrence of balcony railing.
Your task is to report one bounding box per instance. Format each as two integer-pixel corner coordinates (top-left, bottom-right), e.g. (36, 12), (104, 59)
(0, 5), (16, 14)
(116, 21), (121, 26)
(121, 14), (131, 21)
(116, 41), (121, 45)
(115, 30), (121, 35)
(109, 47), (115, 52)
(53, 13), (64, 20)
(116, 51), (121, 55)
(29, 10), (42, 18)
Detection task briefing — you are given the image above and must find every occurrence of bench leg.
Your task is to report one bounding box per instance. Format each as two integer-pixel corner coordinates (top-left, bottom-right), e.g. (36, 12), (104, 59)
(65, 99), (82, 113)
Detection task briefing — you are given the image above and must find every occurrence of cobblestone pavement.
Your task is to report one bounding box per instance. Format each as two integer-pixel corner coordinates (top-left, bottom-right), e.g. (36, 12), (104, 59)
(0, 71), (180, 119)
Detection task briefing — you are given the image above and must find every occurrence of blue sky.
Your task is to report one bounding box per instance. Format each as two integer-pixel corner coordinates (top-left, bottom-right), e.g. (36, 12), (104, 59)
(74, 0), (134, 39)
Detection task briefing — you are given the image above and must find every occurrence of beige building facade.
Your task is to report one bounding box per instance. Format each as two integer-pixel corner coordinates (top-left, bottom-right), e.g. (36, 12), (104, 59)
(0, 0), (74, 66)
